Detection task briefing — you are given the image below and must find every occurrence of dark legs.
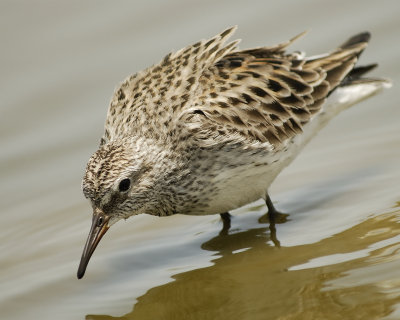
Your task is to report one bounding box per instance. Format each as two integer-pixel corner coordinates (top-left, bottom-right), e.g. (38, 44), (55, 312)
(218, 192), (286, 245)
(218, 193), (284, 225)
(265, 193), (288, 224)
(265, 193), (285, 247)
(266, 193), (278, 223)
(219, 212), (231, 235)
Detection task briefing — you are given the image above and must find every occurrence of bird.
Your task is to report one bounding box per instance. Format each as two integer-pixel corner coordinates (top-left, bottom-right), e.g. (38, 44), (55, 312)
(77, 26), (391, 279)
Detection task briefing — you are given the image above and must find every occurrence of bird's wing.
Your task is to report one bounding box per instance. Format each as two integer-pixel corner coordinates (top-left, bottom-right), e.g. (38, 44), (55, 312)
(102, 27), (240, 144)
(103, 27), (369, 149)
(180, 30), (370, 150)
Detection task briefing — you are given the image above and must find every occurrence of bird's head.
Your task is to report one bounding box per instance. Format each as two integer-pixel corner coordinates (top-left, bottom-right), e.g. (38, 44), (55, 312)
(77, 137), (183, 279)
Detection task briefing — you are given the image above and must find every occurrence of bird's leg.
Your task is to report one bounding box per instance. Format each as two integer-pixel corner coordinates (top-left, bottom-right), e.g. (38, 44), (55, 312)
(265, 193), (285, 247)
(264, 193), (289, 224)
(266, 193), (279, 223)
(219, 212), (231, 235)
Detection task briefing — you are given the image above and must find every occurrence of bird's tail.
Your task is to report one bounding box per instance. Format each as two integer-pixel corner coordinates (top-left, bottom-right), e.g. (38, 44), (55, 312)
(305, 32), (391, 108)
(296, 32), (391, 149)
(304, 32), (371, 92)
(331, 32), (391, 111)
(337, 32), (391, 89)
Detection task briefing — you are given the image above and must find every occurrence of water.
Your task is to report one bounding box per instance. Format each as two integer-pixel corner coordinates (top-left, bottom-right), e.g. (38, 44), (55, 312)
(1, 1), (399, 319)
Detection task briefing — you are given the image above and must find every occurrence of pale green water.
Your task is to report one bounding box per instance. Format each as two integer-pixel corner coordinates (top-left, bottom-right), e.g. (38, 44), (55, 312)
(1, 1), (400, 319)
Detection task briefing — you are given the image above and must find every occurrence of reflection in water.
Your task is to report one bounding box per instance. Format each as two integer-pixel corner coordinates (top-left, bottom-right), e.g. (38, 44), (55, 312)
(87, 206), (400, 320)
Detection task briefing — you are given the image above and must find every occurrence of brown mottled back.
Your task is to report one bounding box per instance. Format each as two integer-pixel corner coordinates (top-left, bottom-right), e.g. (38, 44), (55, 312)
(103, 27), (370, 151)
(182, 30), (369, 149)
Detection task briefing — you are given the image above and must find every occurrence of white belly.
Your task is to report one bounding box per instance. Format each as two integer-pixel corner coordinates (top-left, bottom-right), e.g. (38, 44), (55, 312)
(201, 149), (293, 214)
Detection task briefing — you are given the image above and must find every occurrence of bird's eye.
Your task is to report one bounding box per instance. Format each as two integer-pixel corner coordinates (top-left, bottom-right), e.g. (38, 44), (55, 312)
(118, 178), (131, 192)
(97, 216), (104, 227)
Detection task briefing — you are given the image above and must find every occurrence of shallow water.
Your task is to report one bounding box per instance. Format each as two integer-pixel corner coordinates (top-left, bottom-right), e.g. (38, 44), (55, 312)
(1, 1), (400, 319)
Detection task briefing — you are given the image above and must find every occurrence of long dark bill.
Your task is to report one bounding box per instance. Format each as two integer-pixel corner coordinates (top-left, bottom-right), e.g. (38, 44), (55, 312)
(77, 209), (110, 279)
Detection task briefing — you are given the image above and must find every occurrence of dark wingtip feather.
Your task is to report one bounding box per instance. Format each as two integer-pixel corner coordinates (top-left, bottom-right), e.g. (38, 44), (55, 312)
(340, 32), (371, 49)
(341, 63), (379, 86)
(348, 63), (378, 78)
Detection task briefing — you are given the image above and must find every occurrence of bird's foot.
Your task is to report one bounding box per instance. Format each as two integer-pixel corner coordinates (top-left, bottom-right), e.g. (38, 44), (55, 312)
(258, 210), (289, 224)
(262, 193), (289, 224)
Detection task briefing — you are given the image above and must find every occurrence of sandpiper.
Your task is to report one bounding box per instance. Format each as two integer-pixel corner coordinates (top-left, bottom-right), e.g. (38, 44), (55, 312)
(77, 27), (391, 279)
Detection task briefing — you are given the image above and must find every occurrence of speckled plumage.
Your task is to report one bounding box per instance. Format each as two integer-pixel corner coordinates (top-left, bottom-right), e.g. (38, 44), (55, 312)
(78, 26), (390, 278)
(83, 26), (390, 221)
